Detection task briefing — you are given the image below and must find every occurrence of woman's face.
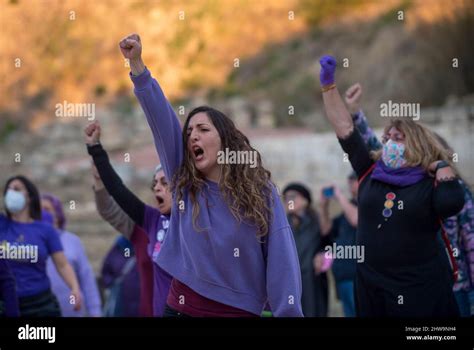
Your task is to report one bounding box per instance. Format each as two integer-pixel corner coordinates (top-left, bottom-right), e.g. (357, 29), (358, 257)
(284, 190), (308, 215)
(6, 179), (30, 213)
(186, 112), (222, 180)
(41, 198), (58, 228)
(382, 127), (405, 144)
(152, 170), (172, 215)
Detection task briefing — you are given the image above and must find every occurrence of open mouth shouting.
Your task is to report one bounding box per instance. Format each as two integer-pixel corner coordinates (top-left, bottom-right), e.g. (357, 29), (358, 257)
(192, 145), (205, 162)
(155, 194), (164, 206)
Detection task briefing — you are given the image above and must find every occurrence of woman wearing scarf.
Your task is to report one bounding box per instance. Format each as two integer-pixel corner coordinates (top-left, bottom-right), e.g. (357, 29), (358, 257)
(346, 82), (474, 317)
(318, 55), (465, 317)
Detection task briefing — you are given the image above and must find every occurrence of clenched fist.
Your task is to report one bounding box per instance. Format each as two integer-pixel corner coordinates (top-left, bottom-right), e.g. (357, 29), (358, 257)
(119, 33), (145, 75)
(345, 83), (363, 115)
(319, 55), (337, 87)
(119, 33), (142, 60)
(84, 121), (101, 145)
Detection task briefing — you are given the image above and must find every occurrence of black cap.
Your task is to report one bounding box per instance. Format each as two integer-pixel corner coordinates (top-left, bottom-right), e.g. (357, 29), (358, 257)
(282, 183), (312, 204)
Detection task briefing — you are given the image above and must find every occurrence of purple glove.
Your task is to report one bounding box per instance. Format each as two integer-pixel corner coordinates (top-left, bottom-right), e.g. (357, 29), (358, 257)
(319, 55), (337, 86)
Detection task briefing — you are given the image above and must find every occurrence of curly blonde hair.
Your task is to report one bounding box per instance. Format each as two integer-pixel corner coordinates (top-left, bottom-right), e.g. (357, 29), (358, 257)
(172, 106), (274, 238)
(372, 119), (456, 173)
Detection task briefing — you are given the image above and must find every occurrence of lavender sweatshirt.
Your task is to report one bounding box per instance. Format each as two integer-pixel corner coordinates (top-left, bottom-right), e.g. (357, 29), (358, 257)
(46, 231), (102, 316)
(131, 68), (303, 317)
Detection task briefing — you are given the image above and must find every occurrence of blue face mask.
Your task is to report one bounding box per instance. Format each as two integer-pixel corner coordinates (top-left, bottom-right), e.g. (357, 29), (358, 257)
(382, 139), (407, 169)
(4, 189), (26, 214)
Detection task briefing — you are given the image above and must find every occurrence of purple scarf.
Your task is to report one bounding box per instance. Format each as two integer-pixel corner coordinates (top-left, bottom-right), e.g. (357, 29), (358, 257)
(371, 160), (427, 187)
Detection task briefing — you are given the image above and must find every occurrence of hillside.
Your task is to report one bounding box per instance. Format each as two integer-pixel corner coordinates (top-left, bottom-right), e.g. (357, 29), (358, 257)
(1, 0), (472, 135)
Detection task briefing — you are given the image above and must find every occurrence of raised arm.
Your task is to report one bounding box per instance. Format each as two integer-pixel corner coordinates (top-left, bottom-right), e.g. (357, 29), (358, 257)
(319, 56), (373, 177)
(344, 83), (383, 152)
(333, 185), (358, 227)
(84, 121), (147, 227)
(92, 164), (135, 239)
(320, 56), (354, 139)
(119, 33), (183, 181)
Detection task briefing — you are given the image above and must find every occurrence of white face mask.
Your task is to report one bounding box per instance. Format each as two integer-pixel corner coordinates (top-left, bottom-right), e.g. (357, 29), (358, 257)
(4, 189), (26, 214)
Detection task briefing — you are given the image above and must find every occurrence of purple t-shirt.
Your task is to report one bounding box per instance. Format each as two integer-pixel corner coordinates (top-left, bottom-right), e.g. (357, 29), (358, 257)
(141, 205), (172, 317)
(0, 214), (63, 297)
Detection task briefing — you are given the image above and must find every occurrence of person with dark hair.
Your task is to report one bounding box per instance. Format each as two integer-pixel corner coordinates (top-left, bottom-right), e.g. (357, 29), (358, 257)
(41, 194), (102, 317)
(319, 55), (464, 317)
(1, 175), (82, 317)
(283, 183), (329, 317)
(118, 33), (302, 317)
(0, 258), (20, 317)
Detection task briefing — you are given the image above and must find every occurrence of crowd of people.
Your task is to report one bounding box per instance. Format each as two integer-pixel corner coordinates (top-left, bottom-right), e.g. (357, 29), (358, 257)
(0, 34), (472, 318)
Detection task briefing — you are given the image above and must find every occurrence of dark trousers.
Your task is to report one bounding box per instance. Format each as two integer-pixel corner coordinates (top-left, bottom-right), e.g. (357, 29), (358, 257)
(19, 289), (61, 317)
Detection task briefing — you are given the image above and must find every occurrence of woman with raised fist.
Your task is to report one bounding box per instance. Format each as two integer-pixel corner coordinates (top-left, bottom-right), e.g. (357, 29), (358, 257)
(318, 55), (464, 317)
(118, 33), (302, 317)
(84, 120), (173, 317)
(345, 82), (474, 317)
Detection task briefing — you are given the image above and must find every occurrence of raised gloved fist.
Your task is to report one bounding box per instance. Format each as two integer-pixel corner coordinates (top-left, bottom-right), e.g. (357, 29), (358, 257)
(319, 55), (337, 87)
